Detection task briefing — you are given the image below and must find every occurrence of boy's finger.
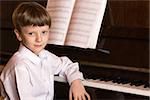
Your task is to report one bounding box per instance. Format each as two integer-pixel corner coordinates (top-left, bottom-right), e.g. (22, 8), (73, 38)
(85, 92), (91, 100)
(69, 90), (72, 100)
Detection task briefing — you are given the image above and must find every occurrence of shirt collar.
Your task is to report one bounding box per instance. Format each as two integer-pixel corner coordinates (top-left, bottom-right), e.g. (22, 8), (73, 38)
(18, 44), (47, 65)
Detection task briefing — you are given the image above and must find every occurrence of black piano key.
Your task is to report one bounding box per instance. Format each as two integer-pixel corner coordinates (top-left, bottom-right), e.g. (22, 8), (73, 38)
(120, 79), (130, 84)
(133, 80), (144, 86)
(99, 77), (105, 81)
(104, 77), (113, 82)
(129, 80), (150, 88)
(99, 77), (109, 81)
(130, 80), (138, 86)
(83, 69), (149, 89)
(112, 77), (121, 83)
(115, 77), (123, 84)
(85, 73), (101, 80)
(144, 82), (150, 88)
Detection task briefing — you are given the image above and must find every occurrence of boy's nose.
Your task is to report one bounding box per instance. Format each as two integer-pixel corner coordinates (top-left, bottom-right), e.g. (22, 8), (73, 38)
(36, 34), (42, 42)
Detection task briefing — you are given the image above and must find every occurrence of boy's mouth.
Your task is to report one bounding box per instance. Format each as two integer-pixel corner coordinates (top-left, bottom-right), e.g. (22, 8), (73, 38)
(34, 44), (42, 47)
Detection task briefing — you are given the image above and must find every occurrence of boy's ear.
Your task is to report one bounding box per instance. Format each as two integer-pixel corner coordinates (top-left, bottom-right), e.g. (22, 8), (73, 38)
(14, 29), (22, 41)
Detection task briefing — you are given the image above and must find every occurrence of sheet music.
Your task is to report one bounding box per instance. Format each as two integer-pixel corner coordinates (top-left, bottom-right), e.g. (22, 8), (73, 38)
(46, 0), (75, 45)
(46, 0), (107, 49)
(65, 0), (107, 48)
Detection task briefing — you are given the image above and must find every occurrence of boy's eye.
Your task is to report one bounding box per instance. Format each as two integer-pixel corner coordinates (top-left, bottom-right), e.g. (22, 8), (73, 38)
(28, 32), (34, 35)
(42, 31), (48, 35)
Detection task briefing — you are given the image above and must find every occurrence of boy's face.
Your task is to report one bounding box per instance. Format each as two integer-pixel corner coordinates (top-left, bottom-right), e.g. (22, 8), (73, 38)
(15, 25), (50, 55)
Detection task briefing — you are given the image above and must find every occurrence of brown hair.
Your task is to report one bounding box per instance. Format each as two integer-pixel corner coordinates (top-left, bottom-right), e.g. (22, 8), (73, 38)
(12, 2), (51, 32)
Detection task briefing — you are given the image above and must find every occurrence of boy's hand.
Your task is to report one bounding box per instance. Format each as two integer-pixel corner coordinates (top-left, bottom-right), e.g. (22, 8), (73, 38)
(69, 79), (90, 100)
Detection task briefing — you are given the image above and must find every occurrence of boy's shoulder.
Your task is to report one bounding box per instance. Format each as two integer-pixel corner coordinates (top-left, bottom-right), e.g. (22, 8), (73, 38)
(0, 52), (27, 81)
(7, 51), (27, 65)
(3, 52), (28, 72)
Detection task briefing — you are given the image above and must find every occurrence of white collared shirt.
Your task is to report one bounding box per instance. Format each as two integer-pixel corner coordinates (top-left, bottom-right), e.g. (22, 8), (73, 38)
(0, 44), (84, 100)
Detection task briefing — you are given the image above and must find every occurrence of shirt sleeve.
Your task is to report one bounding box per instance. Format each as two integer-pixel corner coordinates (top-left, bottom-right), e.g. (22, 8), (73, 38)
(0, 79), (8, 99)
(52, 56), (84, 85)
(15, 64), (36, 100)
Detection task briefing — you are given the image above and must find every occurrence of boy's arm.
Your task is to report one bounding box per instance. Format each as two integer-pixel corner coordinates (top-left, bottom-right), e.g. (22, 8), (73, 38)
(53, 56), (90, 100)
(53, 56), (84, 84)
(15, 64), (37, 100)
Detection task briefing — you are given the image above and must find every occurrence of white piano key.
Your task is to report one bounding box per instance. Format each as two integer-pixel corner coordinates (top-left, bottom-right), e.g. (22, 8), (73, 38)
(54, 76), (150, 97)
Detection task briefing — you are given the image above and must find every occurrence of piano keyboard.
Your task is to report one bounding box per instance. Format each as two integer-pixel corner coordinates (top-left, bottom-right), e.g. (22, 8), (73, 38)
(0, 65), (149, 97)
(54, 76), (150, 97)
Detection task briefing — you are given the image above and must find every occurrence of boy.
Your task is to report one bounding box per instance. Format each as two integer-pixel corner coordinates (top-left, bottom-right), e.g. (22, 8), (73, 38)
(0, 2), (90, 100)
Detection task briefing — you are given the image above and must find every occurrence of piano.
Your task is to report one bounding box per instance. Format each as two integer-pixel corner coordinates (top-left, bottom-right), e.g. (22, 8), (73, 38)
(0, 0), (149, 100)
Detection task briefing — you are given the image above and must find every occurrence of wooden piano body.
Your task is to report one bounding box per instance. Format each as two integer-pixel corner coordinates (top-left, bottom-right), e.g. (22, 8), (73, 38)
(0, 0), (149, 100)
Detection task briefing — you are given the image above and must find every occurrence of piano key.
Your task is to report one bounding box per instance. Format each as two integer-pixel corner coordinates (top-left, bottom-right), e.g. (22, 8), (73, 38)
(144, 82), (150, 88)
(54, 76), (150, 97)
(130, 80), (146, 86)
